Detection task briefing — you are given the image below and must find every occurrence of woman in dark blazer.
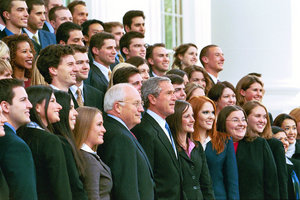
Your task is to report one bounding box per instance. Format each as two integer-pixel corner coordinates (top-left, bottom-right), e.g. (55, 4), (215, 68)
(167, 100), (214, 200)
(73, 106), (112, 200)
(17, 85), (72, 200)
(243, 101), (288, 199)
(189, 96), (239, 199)
(52, 90), (88, 200)
(218, 105), (280, 200)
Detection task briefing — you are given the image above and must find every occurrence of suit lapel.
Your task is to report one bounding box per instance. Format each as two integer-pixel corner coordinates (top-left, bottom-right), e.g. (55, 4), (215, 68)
(92, 64), (108, 85)
(144, 113), (180, 171)
(68, 89), (79, 108)
(107, 116), (154, 176)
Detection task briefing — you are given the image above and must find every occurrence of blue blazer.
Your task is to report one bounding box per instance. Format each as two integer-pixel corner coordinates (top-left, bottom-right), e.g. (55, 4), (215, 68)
(38, 30), (56, 49)
(0, 125), (37, 200)
(205, 139), (239, 200)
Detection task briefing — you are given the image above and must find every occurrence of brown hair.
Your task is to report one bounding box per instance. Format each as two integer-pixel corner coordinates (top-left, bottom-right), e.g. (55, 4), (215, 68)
(189, 96), (229, 154)
(236, 75), (264, 106)
(290, 108), (300, 123)
(243, 101), (272, 140)
(0, 60), (12, 75)
(166, 100), (197, 151)
(184, 82), (204, 101)
(172, 43), (198, 70)
(73, 106), (102, 151)
(199, 44), (218, 67)
(183, 65), (212, 94)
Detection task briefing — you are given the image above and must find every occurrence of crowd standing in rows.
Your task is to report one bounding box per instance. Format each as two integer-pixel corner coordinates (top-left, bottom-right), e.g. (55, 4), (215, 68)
(1, 0), (300, 200)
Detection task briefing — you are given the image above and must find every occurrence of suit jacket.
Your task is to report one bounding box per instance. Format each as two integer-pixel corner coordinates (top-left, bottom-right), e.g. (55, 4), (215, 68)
(42, 21), (54, 33)
(81, 150), (112, 200)
(236, 137), (280, 200)
(17, 126), (72, 200)
(205, 139), (239, 200)
(266, 138), (288, 200)
(0, 29), (7, 39)
(35, 30), (56, 54)
(69, 84), (104, 112)
(179, 142), (215, 200)
(98, 115), (155, 200)
(0, 125), (37, 200)
(58, 136), (88, 200)
(0, 168), (9, 200)
(132, 112), (184, 200)
(84, 63), (108, 94)
(292, 140), (300, 160)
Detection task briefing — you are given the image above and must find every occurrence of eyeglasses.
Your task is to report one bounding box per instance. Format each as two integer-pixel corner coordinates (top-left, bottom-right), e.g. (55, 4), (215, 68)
(226, 118), (247, 123)
(118, 100), (144, 107)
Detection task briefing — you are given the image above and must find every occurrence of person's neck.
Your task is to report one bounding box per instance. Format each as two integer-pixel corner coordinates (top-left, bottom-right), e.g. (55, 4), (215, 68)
(75, 80), (83, 87)
(6, 24), (22, 34)
(152, 68), (166, 77)
(194, 128), (208, 144)
(148, 107), (166, 119)
(51, 80), (70, 92)
(205, 67), (218, 79)
(26, 26), (38, 34)
(95, 59), (110, 69)
(13, 67), (26, 80)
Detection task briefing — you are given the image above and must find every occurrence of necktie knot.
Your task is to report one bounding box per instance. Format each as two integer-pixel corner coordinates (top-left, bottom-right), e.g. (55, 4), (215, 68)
(32, 34), (40, 45)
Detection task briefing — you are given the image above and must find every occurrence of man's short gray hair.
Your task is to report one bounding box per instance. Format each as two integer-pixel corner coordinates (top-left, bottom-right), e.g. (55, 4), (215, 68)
(104, 83), (135, 112)
(141, 77), (170, 109)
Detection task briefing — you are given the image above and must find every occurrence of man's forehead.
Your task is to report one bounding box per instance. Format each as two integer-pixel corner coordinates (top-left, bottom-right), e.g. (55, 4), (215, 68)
(11, 0), (28, 9)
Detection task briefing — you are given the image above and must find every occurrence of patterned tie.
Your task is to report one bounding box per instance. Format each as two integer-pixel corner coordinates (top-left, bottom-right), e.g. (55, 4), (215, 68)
(118, 53), (124, 63)
(76, 88), (84, 107)
(165, 122), (177, 157)
(108, 69), (112, 80)
(32, 35), (40, 45)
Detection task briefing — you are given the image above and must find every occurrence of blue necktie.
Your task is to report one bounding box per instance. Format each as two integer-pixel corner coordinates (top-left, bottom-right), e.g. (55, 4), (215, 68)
(165, 122), (177, 157)
(291, 170), (300, 199)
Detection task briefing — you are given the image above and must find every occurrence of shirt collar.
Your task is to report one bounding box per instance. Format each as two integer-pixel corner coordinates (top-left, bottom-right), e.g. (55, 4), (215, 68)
(0, 24), (5, 31)
(4, 122), (16, 134)
(4, 27), (16, 36)
(26, 121), (44, 130)
(23, 28), (36, 39)
(69, 83), (83, 97)
(147, 109), (166, 131)
(81, 143), (97, 154)
(202, 136), (211, 150)
(107, 114), (130, 131)
(207, 72), (219, 84)
(93, 60), (110, 81)
(286, 141), (296, 158)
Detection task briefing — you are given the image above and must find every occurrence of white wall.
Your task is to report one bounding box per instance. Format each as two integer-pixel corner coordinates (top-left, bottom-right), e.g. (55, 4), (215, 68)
(211, 0), (300, 117)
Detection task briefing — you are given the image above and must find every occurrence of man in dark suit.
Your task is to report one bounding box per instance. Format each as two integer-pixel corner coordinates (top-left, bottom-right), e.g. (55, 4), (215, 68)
(69, 44), (104, 111)
(84, 32), (116, 93)
(23, 0), (56, 55)
(199, 44), (225, 85)
(0, 78), (37, 200)
(0, 0), (29, 39)
(132, 76), (184, 200)
(98, 83), (155, 200)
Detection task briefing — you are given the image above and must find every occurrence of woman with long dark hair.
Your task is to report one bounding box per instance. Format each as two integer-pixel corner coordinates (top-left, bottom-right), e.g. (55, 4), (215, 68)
(218, 105), (279, 199)
(52, 90), (88, 200)
(189, 96), (239, 199)
(166, 100), (214, 199)
(17, 85), (72, 199)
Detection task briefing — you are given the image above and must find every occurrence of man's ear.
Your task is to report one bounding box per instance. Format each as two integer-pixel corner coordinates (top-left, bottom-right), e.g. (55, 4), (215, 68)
(201, 56), (209, 64)
(92, 47), (99, 56)
(59, 40), (66, 45)
(49, 67), (57, 76)
(124, 25), (131, 33)
(122, 47), (129, 56)
(148, 94), (157, 106)
(2, 11), (10, 21)
(1, 101), (10, 114)
(148, 58), (154, 66)
(113, 101), (122, 114)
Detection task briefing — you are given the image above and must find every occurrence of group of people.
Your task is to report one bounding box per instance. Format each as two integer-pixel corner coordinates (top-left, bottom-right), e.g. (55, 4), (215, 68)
(1, 0), (300, 200)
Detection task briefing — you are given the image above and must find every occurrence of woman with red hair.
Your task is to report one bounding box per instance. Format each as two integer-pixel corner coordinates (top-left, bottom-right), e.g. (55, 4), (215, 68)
(189, 96), (239, 199)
